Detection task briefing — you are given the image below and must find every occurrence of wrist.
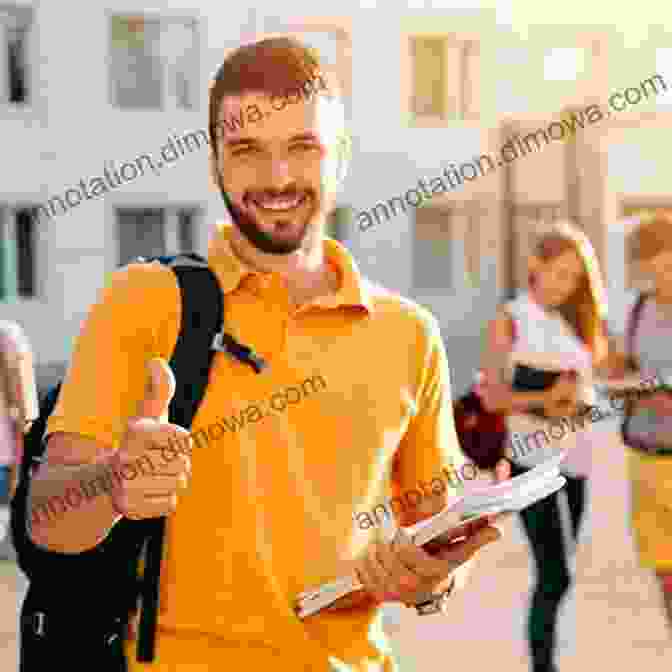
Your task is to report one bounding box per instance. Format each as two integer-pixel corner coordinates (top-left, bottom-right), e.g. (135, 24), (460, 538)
(412, 575), (456, 615)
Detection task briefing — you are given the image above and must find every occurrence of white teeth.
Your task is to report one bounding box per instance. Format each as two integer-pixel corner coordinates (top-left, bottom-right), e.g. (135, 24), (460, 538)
(254, 196), (303, 211)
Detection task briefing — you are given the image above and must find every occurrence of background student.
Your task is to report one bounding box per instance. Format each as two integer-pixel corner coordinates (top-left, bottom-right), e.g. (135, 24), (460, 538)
(611, 212), (672, 633)
(477, 221), (610, 672)
(0, 321), (38, 555)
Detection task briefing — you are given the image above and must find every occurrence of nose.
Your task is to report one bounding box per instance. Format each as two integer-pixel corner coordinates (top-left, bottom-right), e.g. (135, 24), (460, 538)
(263, 155), (293, 192)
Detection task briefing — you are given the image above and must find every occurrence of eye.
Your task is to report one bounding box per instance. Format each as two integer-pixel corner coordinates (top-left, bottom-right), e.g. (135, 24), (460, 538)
(230, 146), (257, 158)
(290, 141), (319, 153)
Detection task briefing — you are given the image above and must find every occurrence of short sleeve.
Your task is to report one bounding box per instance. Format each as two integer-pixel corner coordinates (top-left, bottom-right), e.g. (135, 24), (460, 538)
(45, 262), (181, 453)
(391, 313), (468, 501)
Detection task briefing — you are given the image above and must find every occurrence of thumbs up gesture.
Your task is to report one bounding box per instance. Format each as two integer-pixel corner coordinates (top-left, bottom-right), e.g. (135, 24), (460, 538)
(109, 358), (192, 520)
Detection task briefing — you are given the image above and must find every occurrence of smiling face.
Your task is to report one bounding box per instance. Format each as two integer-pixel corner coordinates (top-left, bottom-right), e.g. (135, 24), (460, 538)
(211, 88), (347, 255)
(529, 248), (585, 308)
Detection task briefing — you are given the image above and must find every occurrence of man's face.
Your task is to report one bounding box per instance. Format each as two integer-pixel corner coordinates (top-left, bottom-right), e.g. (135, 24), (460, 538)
(212, 87), (346, 254)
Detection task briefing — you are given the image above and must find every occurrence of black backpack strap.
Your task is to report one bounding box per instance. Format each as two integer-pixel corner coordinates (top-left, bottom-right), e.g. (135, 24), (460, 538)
(136, 254), (224, 663)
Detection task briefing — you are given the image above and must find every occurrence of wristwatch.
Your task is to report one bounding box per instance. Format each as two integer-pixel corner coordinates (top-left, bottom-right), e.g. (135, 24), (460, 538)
(412, 576), (456, 615)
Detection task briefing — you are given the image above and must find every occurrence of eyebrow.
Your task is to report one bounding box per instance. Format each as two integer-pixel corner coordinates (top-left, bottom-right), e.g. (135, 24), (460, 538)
(224, 132), (323, 150)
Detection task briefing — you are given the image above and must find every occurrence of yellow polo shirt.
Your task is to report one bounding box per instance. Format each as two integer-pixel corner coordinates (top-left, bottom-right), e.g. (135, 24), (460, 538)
(46, 223), (466, 671)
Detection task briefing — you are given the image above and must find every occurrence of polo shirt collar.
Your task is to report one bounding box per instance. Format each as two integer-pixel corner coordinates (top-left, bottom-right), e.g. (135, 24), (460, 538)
(207, 222), (373, 314)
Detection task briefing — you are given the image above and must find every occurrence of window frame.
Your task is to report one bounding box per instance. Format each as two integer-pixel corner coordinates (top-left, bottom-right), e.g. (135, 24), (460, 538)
(107, 8), (201, 112)
(112, 201), (204, 267)
(259, 16), (353, 119)
(405, 32), (480, 127)
(0, 2), (35, 112)
(0, 201), (39, 301)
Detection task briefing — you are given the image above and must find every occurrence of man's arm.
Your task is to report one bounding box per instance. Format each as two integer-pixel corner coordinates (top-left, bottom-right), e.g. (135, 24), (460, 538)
(28, 435), (122, 553)
(28, 263), (181, 553)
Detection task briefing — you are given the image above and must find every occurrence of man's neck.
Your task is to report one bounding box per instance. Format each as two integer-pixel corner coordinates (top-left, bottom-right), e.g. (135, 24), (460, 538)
(229, 226), (338, 306)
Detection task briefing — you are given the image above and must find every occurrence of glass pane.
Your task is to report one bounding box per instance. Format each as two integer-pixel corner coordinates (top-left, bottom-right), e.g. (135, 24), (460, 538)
(160, 20), (197, 109)
(413, 207), (452, 290)
(110, 15), (162, 108)
(411, 37), (445, 117)
(7, 26), (26, 102)
(15, 208), (34, 297)
(178, 209), (195, 253)
(117, 208), (165, 266)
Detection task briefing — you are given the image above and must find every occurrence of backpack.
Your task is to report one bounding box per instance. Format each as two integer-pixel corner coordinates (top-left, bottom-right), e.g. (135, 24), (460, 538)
(454, 309), (519, 470)
(10, 253), (233, 671)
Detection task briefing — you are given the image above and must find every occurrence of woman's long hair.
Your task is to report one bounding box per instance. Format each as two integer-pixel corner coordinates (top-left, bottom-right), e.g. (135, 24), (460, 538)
(529, 221), (609, 365)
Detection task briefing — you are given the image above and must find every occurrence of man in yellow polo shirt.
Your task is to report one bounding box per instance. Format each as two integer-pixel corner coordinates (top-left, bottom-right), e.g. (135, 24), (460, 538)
(29, 36), (508, 671)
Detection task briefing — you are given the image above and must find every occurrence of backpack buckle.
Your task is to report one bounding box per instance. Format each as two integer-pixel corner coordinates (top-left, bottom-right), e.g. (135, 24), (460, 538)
(31, 611), (46, 637)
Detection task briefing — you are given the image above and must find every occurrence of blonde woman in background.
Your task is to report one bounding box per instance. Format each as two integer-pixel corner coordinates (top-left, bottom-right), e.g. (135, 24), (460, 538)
(0, 321), (38, 502)
(611, 212), (672, 633)
(478, 222), (610, 672)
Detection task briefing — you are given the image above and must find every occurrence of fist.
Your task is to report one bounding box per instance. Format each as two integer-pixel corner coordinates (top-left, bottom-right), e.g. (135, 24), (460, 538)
(109, 358), (192, 520)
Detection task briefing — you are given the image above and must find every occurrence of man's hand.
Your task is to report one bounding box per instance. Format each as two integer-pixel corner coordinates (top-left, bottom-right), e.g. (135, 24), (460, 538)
(323, 458), (511, 613)
(357, 517), (501, 607)
(325, 514), (502, 613)
(109, 358), (192, 520)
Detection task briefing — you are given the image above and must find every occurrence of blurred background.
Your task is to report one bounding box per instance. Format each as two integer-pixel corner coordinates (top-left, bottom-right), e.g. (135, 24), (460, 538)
(2, 0), (672, 669)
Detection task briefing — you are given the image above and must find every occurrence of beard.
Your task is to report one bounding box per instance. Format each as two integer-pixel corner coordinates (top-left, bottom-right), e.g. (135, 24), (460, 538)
(218, 177), (317, 255)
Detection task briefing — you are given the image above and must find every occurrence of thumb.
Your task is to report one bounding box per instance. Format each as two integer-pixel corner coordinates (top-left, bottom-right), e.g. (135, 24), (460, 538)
(136, 357), (175, 422)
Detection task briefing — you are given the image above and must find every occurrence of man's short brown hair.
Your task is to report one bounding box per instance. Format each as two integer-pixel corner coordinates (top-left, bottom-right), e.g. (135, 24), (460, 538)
(208, 36), (339, 156)
(628, 211), (672, 264)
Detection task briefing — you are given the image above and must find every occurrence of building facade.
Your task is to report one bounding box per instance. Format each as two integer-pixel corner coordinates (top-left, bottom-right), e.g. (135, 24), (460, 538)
(1, 2), (672, 395)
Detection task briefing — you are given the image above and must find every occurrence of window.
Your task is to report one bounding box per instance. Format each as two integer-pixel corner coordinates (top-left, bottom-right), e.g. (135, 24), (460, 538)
(409, 35), (478, 123)
(110, 14), (198, 109)
(178, 208), (196, 253)
(265, 22), (352, 118)
(0, 4), (32, 104)
(116, 206), (200, 266)
(411, 37), (446, 118)
(0, 205), (37, 300)
(413, 204), (454, 291)
(413, 200), (485, 293)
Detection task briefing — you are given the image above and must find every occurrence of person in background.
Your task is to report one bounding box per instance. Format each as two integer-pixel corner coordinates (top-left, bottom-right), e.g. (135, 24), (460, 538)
(477, 221), (610, 672)
(0, 321), (38, 554)
(612, 212), (672, 633)
(0, 383), (14, 505)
